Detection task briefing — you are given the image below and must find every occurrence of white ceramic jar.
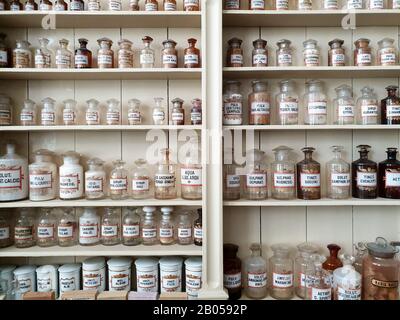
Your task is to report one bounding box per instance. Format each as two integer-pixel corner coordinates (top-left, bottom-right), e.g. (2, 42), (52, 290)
(58, 263), (81, 295)
(107, 257), (132, 291)
(184, 257), (202, 299)
(59, 151), (83, 200)
(13, 265), (36, 300)
(82, 256), (106, 292)
(159, 257), (183, 293)
(36, 265), (59, 298)
(134, 257), (159, 293)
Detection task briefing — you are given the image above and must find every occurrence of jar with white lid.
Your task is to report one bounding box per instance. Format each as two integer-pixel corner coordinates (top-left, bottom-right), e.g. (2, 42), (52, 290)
(106, 98), (120, 125)
(184, 257), (202, 299)
(159, 257), (183, 293)
(79, 207), (100, 246)
(20, 99), (36, 125)
(59, 151), (83, 200)
(85, 158), (106, 200)
(82, 257), (106, 292)
(40, 97), (56, 126)
(62, 99), (77, 125)
(0, 265), (16, 300)
(0, 94), (12, 125)
(58, 264), (81, 295)
(85, 99), (100, 125)
(14, 265), (36, 300)
(107, 257), (132, 291)
(135, 257), (159, 293)
(29, 149), (57, 201)
(36, 265), (59, 298)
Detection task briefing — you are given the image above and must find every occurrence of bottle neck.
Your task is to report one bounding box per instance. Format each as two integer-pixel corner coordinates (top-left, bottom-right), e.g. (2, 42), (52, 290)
(359, 151), (368, 160)
(304, 152), (313, 161)
(251, 249), (261, 257)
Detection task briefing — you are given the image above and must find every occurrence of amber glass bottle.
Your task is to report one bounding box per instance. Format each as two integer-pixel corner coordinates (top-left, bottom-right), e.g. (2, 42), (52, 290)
(322, 244), (343, 273)
(74, 38), (92, 69)
(223, 243), (242, 300)
(379, 147), (400, 199)
(184, 38), (201, 68)
(381, 85), (400, 125)
(297, 147), (321, 200)
(352, 145), (377, 199)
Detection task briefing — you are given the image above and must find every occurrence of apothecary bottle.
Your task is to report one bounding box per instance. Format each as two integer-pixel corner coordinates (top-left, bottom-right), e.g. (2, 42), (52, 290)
(297, 147), (321, 200)
(226, 38), (243, 67)
(122, 207), (140, 246)
(306, 254), (332, 300)
(354, 38), (372, 66)
(276, 80), (299, 125)
(118, 39), (134, 69)
(75, 38), (92, 69)
(356, 86), (379, 125)
(184, 0), (199, 10)
(328, 38), (345, 67)
(62, 99), (77, 125)
(271, 146), (295, 200)
(88, 0), (100, 10)
(223, 80), (243, 125)
(109, 160), (129, 200)
(223, 244), (242, 300)
(0, 210), (12, 248)
(252, 38), (268, 67)
(304, 80), (327, 125)
(244, 149), (267, 200)
(152, 97), (166, 125)
(322, 244), (343, 289)
(85, 158), (106, 200)
(223, 148), (241, 200)
(225, 0), (240, 9)
(352, 145), (377, 199)
(141, 206), (158, 245)
(270, 244), (294, 300)
(29, 149), (57, 201)
(354, 242), (367, 274)
(0, 33), (10, 68)
(159, 207), (175, 245)
(381, 85), (400, 125)
(334, 84), (355, 125)
(127, 99), (141, 125)
(79, 207), (100, 246)
(97, 38), (114, 69)
(154, 148), (177, 199)
(391, 0), (400, 8)
(85, 99), (100, 125)
(140, 36), (155, 68)
(297, 0), (313, 10)
(193, 208), (202, 246)
(177, 211), (193, 245)
(303, 39), (320, 67)
(190, 98), (202, 125)
(14, 209), (35, 248)
(378, 147), (400, 199)
(56, 39), (73, 69)
(275, 0), (289, 9)
(276, 39), (292, 67)
(0, 94), (12, 125)
(326, 146), (350, 199)
(333, 254), (361, 300)
(59, 151), (83, 200)
(295, 242), (319, 299)
(368, 0), (386, 8)
(249, 0), (265, 9)
(54, 0), (67, 10)
(347, 0), (364, 8)
(39, 0), (52, 10)
(171, 97), (185, 125)
(13, 40), (31, 68)
(323, 0), (338, 8)
(58, 208), (77, 247)
(377, 38), (397, 66)
(40, 97), (56, 126)
(164, 0), (177, 11)
(37, 208), (57, 247)
(242, 243), (267, 299)
(248, 80), (270, 125)
(145, 0), (158, 10)
(131, 158), (151, 199)
(70, 0), (84, 10)
(184, 38), (200, 68)
(181, 137), (202, 200)
(108, 0), (121, 10)
(34, 38), (52, 68)
(363, 237), (399, 300)
(106, 98), (120, 125)
(101, 208), (120, 246)
(10, 0), (23, 10)
(162, 40), (178, 68)
(0, 0), (7, 10)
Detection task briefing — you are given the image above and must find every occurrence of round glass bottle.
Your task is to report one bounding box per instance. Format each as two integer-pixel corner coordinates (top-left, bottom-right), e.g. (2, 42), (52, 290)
(34, 38), (53, 68)
(154, 148), (177, 200)
(57, 208), (77, 247)
(152, 97), (166, 125)
(378, 147), (400, 199)
(159, 207), (175, 245)
(306, 254), (332, 300)
(177, 211), (193, 245)
(127, 99), (141, 125)
(354, 38), (372, 66)
(141, 206), (158, 246)
(297, 147), (321, 200)
(74, 38), (92, 69)
(303, 39), (320, 67)
(85, 158), (106, 200)
(101, 208), (120, 246)
(226, 37), (243, 67)
(244, 149), (267, 200)
(97, 38), (114, 69)
(276, 39), (292, 67)
(304, 79), (327, 125)
(269, 244), (294, 300)
(328, 39), (345, 67)
(122, 207), (140, 246)
(79, 207), (100, 246)
(377, 37), (397, 66)
(252, 38), (268, 67)
(352, 145), (377, 199)
(180, 137), (202, 200)
(13, 40), (31, 68)
(40, 97), (56, 126)
(356, 86), (379, 125)
(20, 99), (36, 125)
(140, 36), (155, 68)
(223, 80), (243, 125)
(184, 38), (200, 68)
(109, 160), (129, 200)
(326, 146), (351, 199)
(106, 98), (120, 125)
(223, 148), (241, 200)
(118, 39), (134, 69)
(162, 39), (178, 69)
(85, 99), (100, 125)
(381, 85), (400, 125)
(223, 243), (242, 300)
(295, 242), (319, 299)
(171, 97), (185, 125)
(14, 208), (35, 248)
(243, 243), (267, 299)
(62, 99), (77, 125)
(37, 208), (57, 247)
(276, 79), (299, 125)
(271, 146), (296, 200)
(59, 151), (83, 200)
(131, 158), (151, 199)
(248, 80), (270, 125)
(29, 149), (57, 201)
(55, 39), (73, 69)
(334, 84), (355, 125)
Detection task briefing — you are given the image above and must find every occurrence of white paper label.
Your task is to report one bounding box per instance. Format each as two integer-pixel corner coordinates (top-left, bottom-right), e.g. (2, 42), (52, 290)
(298, 0), (312, 9)
(194, 227), (203, 239)
(311, 287), (331, 300)
(304, 49), (319, 66)
(184, 54), (199, 65)
(85, 178), (103, 192)
(273, 273), (293, 288)
(37, 278), (52, 291)
(357, 172), (377, 187)
(224, 273), (241, 289)
(140, 53), (154, 64)
(54, 3), (66, 10)
(279, 102), (298, 114)
(0, 2), (4, 9)
(41, 112), (55, 123)
(181, 168), (202, 186)
(273, 173), (295, 188)
(35, 55), (46, 66)
(338, 287), (361, 300)
(132, 179), (149, 191)
(85, 112), (99, 124)
(60, 175), (79, 192)
(128, 112), (141, 122)
(0, 110), (10, 121)
(331, 173), (350, 187)
(75, 55), (88, 65)
(224, 102), (242, 115)
(171, 112), (184, 121)
(56, 55), (71, 67)
(98, 55), (113, 66)
(71, 1), (84, 10)
(357, 53), (371, 65)
(111, 275), (129, 288)
(38, 226), (54, 239)
(338, 105), (354, 117)
(162, 54), (177, 65)
(110, 178), (127, 191)
(17, 278), (32, 293)
(308, 102), (327, 115)
(159, 228), (173, 238)
(153, 111), (165, 121)
(178, 228), (192, 238)
(145, 3), (157, 10)
(386, 171), (400, 187)
(230, 54), (243, 64)
(123, 225), (139, 237)
(250, 0), (264, 9)
(164, 2), (176, 10)
(58, 226), (73, 238)
(142, 228), (157, 238)
(347, 0), (362, 9)
(278, 53), (292, 65)
(251, 102), (270, 115)
(0, 51), (7, 63)
(137, 271), (157, 291)
(80, 224), (98, 238)
(20, 112), (34, 122)
(362, 105), (378, 117)
(162, 277), (179, 290)
(300, 173), (320, 187)
(253, 54), (267, 65)
(387, 105), (400, 117)
(29, 173), (52, 189)
(83, 274), (101, 289)
(60, 277), (77, 292)
(109, 0), (122, 10)
(0, 227), (10, 240)
(246, 173), (266, 187)
(381, 53), (396, 64)
(101, 225), (118, 237)
(88, 1), (100, 10)
(0, 169), (22, 189)
(15, 227), (33, 240)
(370, 0), (383, 8)
(332, 53), (345, 65)
(225, 0), (240, 9)
(276, 0), (289, 9)
(248, 272), (267, 288)
(154, 174), (175, 187)
(191, 112), (201, 122)
(227, 174), (240, 188)
(324, 0), (338, 9)
(106, 112), (120, 122)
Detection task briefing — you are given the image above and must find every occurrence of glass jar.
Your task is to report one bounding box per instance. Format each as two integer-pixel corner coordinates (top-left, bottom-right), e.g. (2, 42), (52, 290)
(193, 208), (202, 246)
(35, 37), (53, 68)
(117, 39), (134, 69)
(55, 39), (73, 69)
(141, 206), (158, 246)
(39, 0), (52, 10)
(249, 0), (265, 9)
(271, 146), (296, 200)
(54, 0), (67, 10)
(184, 38), (201, 68)
(377, 38), (397, 66)
(129, 0), (139, 10)
(106, 98), (120, 125)
(378, 147), (400, 199)
(368, 0), (386, 8)
(97, 38), (114, 69)
(162, 39), (178, 68)
(223, 243), (242, 300)
(10, 0), (23, 10)
(0, 0), (7, 10)
(127, 99), (141, 125)
(297, 0), (313, 9)
(131, 158), (151, 199)
(356, 86), (379, 125)
(171, 97), (185, 125)
(0, 210), (12, 248)
(122, 207), (140, 246)
(333, 84), (355, 125)
(326, 146), (351, 199)
(0, 94), (12, 125)
(304, 79), (327, 125)
(328, 38), (345, 67)
(224, 0), (240, 9)
(101, 208), (120, 246)
(242, 243), (267, 299)
(154, 148), (177, 199)
(57, 208), (77, 247)
(347, 0), (364, 8)
(190, 98), (202, 125)
(323, 0), (338, 9)
(88, 0), (100, 10)
(391, 0), (400, 8)
(352, 145), (377, 199)
(252, 38), (268, 67)
(159, 207), (175, 245)
(59, 151), (83, 200)
(244, 149), (267, 200)
(381, 85), (400, 125)
(70, 0), (84, 10)
(184, 0), (199, 10)
(109, 0), (121, 10)
(223, 80), (243, 125)
(363, 237), (399, 300)
(248, 80), (270, 125)
(140, 36), (155, 68)
(13, 40), (31, 68)
(303, 39), (320, 67)
(295, 242), (319, 299)
(79, 207), (100, 246)
(354, 38), (372, 66)
(223, 148), (241, 200)
(297, 147), (321, 200)
(29, 149), (57, 201)
(354, 242), (367, 274)
(0, 33), (10, 68)
(145, 0), (158, 10)
(275, 0), (289, 9)
(85, 158), (106, 200)
(333, 254), (362, 300)
(270, 244), (294, 300)
(75, 38), (92, 69)
(181, 137), (202, 200)
(109, 160), (129, 200)
(37, 208), (57, 247)
(226, 37), (243, 67)
(152, 97), (166, 125)
(276, 39), (292, 67)
(306, 254), (332, 300)
(276, 79), (299, 125)
(177, 211), (193, 245)
(85, 99), (100, 125)
(14, 209), (35, 248)
(322, 244), (343, 289)
(62, 99), (77, 125)
(40, 97), (56, 126)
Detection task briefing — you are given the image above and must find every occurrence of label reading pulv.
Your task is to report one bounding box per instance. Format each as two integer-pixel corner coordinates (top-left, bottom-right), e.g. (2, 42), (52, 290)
(224, 273), (241, 289)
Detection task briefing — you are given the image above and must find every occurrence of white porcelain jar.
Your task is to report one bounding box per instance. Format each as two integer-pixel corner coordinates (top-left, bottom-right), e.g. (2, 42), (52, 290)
(134, 257), (159, 293)
(184, 257), (202, 299)
(159, 257), (183, 293)
(82, 256), (106, 292)
(36, 265), (59, 298)
(59, 151), (83, 200)
(107, 257), (132, 291)
(58, 263), (81, 295)
(14, 265), (36, 300)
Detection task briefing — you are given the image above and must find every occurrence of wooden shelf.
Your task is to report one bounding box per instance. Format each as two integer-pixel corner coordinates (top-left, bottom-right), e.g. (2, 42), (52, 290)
(0, 125), (202, 132)
(0, 68), (202, 80)
(224, 125), (400, 130)
(0, 11), (201, 28)
(0, 244), (202, 257)
(223, 9), (400, 27)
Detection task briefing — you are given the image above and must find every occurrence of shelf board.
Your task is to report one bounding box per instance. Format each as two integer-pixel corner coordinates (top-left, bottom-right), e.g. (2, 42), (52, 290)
(0, 198), (202, 208)
(0, 244), (202, 257)
(0, 11), (201, 28)
(0, 68), (202, 80)
(224, 198), (400, 207)
(223, 66), (400, 79)
(0, 125), (202, 132)
(223, 125), (400, 130)
(223, 9), (400, 27)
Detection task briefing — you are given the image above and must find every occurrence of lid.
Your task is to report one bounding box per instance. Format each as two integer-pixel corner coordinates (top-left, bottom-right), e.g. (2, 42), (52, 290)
(159, 257), (183, 269)
(378, 37), (394, 45)
(187, 38), (197, 44)
(339, 254), (355, 267)
(356, 144), (371, 153)
(38, 37), (50, 46)
(134, 257), (159, 270)
(223, 243), (239, 255)
(87, 157), (104, 167)
(59, 38), (69, 45)
(253, 38), (267, 46)
(86, 99), (100, 107)
(63, 99), (77, 108)
(23, 99), (36, 108)
(14, 265), (37, 276)
(162, 39), (177, 46)
(106, 98), (119, 107)
(279, 79), (295, 88)
(328, 38), (344, 46)
(161, 207), (173, 214)
(128, 98), (141, 107)
(276, 39), (291, 46)
(386, 147), (398, 155)
(36, 265), (58, 275)
(142, 36), (154, 42)
(33, 148), (54, 159)
(62, 150), (80, 161)
(306, 79), (323, 88)
(171, 97), (184, 105)
(310, 254), (326, 266)
(58, 264), (81, 273)
(297, 242), (319, 254)
(107, 257), (132, 268)
(184, 257), (202, 270)
(83, 257), (106, 270)
(250, 243), (261, 251)
(112, 159), (125, 167)
(224, 80), (241, 87)
(335, 84), (353, 96)
(78, 38), (89, 44)
(366, 237), (398, 258)
(251, 80), (267, 87)
(385, 85), (399, 91)
(118, 38), (133, 46)
(271, 244), (291, 254)
(143, 206), (156, 214)
(331, 145), (344, 153)
(354, 38), (370, 45)
(272, 145), (293, 153)
(301, 146), (315, 153)
(0, 265), (16, 275)
(303, 39), (317, 46)
(227, 37), (242, 45)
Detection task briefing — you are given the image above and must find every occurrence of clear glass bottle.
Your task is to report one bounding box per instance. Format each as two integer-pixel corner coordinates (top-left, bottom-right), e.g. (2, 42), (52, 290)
(223, 148), (241, 200)
(275, 0), (289, 9)
(271, 146), (296, 200)
(295, 242), (319, 299)
(0, 210), (12, 248)
(29, 149), (57, 201)
(13, 40), (31, 68)
(101, 208), (121, 246)
(333, 84), (355, 125)
(171, 97), (185, 125)
(0, 94), (12, 125)
(79, 207), (100, 246)
(164, 0), (176, 10)
(248, 80), (270, 125)
(270, 244), (294, 300)
(323, 0), (338, 9)
(140, 36), (155, 68)
(177, 211), (193, 245)
(368, 0), (386, 9)
(378, 147), (400, 199)
(326, 146), (351, 199)
(57, 208), (77, 247)
(54, 0), (67, 10)
(303, 39), (320, 67)
(108, 0), (121, 10)
(377, 38), (397, 66)
(152, 97), (166, 125)
(154, 148), (177, 199)
(354, 38), (372, 67)
(97, 38), (114, 69)
(109, 160), (129, 200)
(249, 0), (265, 9)
(0, 33), (10, 68)
(10, 0), (23, 10)
(35, 38), (53, 68)
(347, 0), (364, 8)
(127, 99), (142, 125)
(353, 242), (367, 274)
(39, 0), (52, 10)
(106, 98), (120, 125)
(184, 38), (201, 68)
(297, 0), (313, 10)
(190, 98), (202, 125)
(180, 137), (202, 200)
(131, 158), (151, 199)
(40, 97), (56, 126)
(297, 147), (321, 200)
(193, 208), (202, 246)
(352, 145), (377, 199)
(59, 151), (83, 200)
(304, 80), (327, 125)
(122, 207), (140, 246)
(88, 0), (100, 10)
(85, 158), (106, 200)
(223, 243), (242, 300)
(75, 38), (92, 69)
(85, 99), (100, 125)
(276, 79), (299, 125)
(226, 37), (243, 67)
(252, 38), (268, 67)
(145, 0), (158, 10)
(224, 0), (240, 9)
(333, 254), (362, 300)
(244, 149), (267, 200)
(223, 80), (243, 125)
(159, 207), (175, 245)
(62, 99), (77, 125)
(117, 39), (134, 69)
(276, 39), (292, 67)
(356, 86), (379, 125)
(55, 39), (73, 69)
(381, 85), (400, 125)
(14, 208), (35, 248)
(37, 208), (57, 247)
(162, 39), (178, 68)
(243, 243), (267, 299)
(306, 254), (332, 300)
(328, 38), (345, 66)
(184, 0), (199, 10)
(141, 206), (158, 245)
(70, 0), (84, 10)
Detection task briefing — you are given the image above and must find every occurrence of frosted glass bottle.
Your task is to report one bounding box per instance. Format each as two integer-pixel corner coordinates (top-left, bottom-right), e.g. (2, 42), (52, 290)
(304, 80), (327, 125)
(243, 243), (267, 299)
(271, 145), (295, 200)
(79, 207), (100, 246)
(152, 97), (166, 125)
(244, 149), (267, 200)
(333, 254), (362, 300)
(122, 207), (140, 246)
(131, 158), (151, 199)
(326, 146), (351, 199)
(333, 84), (355, 125)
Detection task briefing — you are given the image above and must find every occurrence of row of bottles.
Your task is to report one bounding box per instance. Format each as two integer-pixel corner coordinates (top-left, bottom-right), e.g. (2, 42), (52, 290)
(0, 206), (202, 248)
(223, 237), (399, 300)
(224, 145), (400, 200)
(0, 96), (202, 126)
(223, 80), (400, 126)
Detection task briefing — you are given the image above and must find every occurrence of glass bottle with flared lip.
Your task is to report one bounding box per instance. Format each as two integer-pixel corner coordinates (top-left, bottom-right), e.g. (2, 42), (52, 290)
(326, 146), (351, 199)
(85, 99), (100, 125)
(62, 99), (77, 125)
(271, 146), (296, 200)
(40, 97), (56, 126)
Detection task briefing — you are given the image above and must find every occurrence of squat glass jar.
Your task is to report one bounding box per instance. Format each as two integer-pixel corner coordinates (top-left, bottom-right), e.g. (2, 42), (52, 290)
(153, 97), (166, 125)
(171, 98), (185, 125)
(85, 158), (106, 200)
(276, 79), (299, 125)
(79, 208), (100, 246)
(109, 160), (129, 200)
(303, 39), (320, 67)
(248, 80), (270, 125)
(190, 98), (202, 125)
(127, 99), (141, 125)
(101, 208), (120, 246)
(304, 80), (327, 125)
(226, 38), (243, 67)
(356, 86), (379, 125)
(328, 38), (345, 67)
(352, 145), (377, 199)
(85, 99), (100, 125)
(271, 146), (296, 200)
(106, 98), (120, 125)
(276, 39), (292, 67)
(97, 38), (114, 69)
(141, 206), (158, 246)
(177, 211), (193, 245)
(252, 38), (268, 67)
(269, 244), (294, 300)
(295, 242), (319, 299)
(297, 147), (321, 200)
(223, 80), (243, 125)
(377, 38), (397, 66)
(131, 158), (151, 199)
(159, 207), (175, 246)
(40, 97), (56, 126)
(62, 99), (77, 125)
(162, 40), (178, 68)
(326, 146), (351, 199)
(244, 149), (267, 200)
(242, 243), (267, 299)
(354, 38), (372, 67)
(333, 84), (355, 125)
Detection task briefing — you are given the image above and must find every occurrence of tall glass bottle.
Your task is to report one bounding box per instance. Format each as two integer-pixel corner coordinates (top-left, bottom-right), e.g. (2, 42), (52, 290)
(223, 148), (241, 200)
(101, 208), (120, 246)
(334, 84), (355, 125)
(140, 36), (155, 68)
(304, 80), (327, 125)
(244, 149), (267, 200)
(352, 145), (377, 199)
(297, 147), (321, 200)
(180, 137), (202, 200)
(131, 159), (151, 199)
(122, 207), (140, 246)
(381, 85), (400, 125)
(109, 160), (129, 200)
(275, 79), (299, 125)
(35, 38), (53, 68)
(333, 254), (361, 300)
(223, 80), (243, 125)
(57, 208), (77, 247)
(152, 97), (166, 125)
(295, 242), (319, 299)
(20, 99), (36, 126)
(269, 244), (294, 300)
(223, 243), (242, 300)
(248, 80), (270, 125)
(306, 254), (332, 300)
(356, 86), (379, 125)
(14, 208), (35, 248)
(322, 244), (343, 289)
(242, 243), (267, 299)
(97, 38), (114, 69)
(74, 38), (92, 69)
(326, 146), (351, 199)
(378, 147), (400, 199)
(154, 148), (177, 200)
(141, 206), (158, 246)
(159, 207), (175, 245)
(271, 146), (295, 200)
(184, 38), (201, 68)
(37, 208), (57, 247)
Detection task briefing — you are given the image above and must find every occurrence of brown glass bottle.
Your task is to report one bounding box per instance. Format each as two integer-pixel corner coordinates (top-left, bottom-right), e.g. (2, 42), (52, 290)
(297, 147), (321, 200)
(226, 37), (243, 67)
(24, 0), (38, 10)
(381, 85), (400, 125)
(0, 33), (10, 68)
(10, 0), (23, 10)
(184, 38), (201, 68)
(379, 148), (400, 199)
(223, 243), (242, 300)
(75, 38), (92, 69)
(352, 145), (377, 199)
(0, 0), (10, 10)
(193, 208), (202, 247)
(39, 0), (53, 10)
(54, 0), (68, 10)
(322, 244), (343, 272)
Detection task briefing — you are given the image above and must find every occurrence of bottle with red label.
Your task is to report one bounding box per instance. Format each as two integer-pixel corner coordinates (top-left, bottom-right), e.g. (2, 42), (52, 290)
(244, 149), (267, 200)
(297, 147), (321, 200)
(378, 147), (400, 199)
(294, 242), (319, 299)
(101, 207), (121, 246)
(29, 149), (57, 201)
(131, 158), (151, 200)
(14, 208), (35, 248)
(223, 243), (242, 300)
(37, 208), (57, 247)
(181, 136), (202, 200)
(381, 85), (400, 125)
(122, 207), (141, 246)
(306, 254), (332, 300)
(271, 145), (295, 200)
(269, 244), (294, 300)
(352, 145), (377, 199)
(243, 243), (267, 299)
